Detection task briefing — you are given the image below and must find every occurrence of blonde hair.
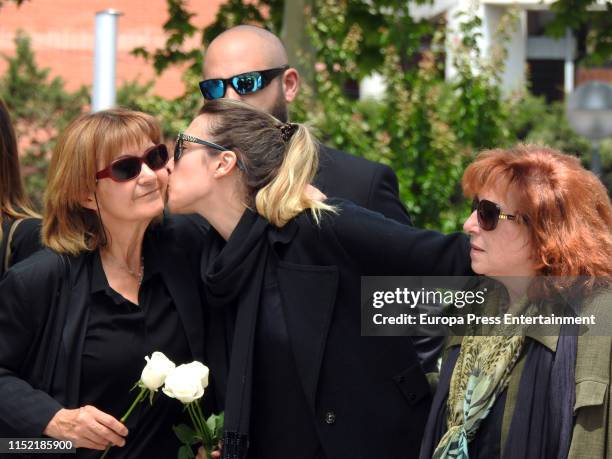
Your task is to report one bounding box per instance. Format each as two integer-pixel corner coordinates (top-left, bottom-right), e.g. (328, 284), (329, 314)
(199, 99), (335, 227)
(0, 99), (38, 241)
(43, 108), (161, 255)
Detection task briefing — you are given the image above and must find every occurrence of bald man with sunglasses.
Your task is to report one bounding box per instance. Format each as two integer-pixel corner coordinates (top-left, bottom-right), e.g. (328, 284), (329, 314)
(200, 25), (412, 227)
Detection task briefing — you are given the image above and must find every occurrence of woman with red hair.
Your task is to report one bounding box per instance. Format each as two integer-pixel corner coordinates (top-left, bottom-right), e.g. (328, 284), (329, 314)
(420, 145), (612, 459)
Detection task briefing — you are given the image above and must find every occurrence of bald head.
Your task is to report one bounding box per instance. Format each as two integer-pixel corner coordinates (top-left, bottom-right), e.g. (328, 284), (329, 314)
(204, 26), (288, 79)
(201, 25), (300, 122)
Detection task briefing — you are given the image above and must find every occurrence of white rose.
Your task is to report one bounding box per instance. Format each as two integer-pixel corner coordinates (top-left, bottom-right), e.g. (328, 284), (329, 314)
(184, 361), (210, 390)
(140, 352), (176, 391)
(162, 363), (206, 404)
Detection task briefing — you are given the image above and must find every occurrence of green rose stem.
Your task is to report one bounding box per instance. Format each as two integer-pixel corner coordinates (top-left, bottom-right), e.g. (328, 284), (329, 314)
(188, 403), (211, 443)
(100, 386), (148, 459)
(185, 402), (214, 458)
(194, 402), (215, 455)
(194, 402), (207, 431)
(186, 404), (201, 433)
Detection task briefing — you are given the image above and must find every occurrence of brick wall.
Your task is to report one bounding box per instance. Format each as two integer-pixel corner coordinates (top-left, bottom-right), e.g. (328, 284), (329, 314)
(576, 67), (612, 86)
(0, 0), (224, 98)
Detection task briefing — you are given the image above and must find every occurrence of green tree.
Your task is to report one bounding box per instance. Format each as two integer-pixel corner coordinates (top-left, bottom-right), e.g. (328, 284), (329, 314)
(3, 0), (609, 63)
(116, 73), (202, 139)
(0, 0), (27, 8)
(547, 0), (612, 65)
(3, 0), (609, 221)
(0, 31), (88, 209)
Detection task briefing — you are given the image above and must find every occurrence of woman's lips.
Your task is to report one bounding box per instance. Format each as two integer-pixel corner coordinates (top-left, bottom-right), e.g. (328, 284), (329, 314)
(470, 243), (484, 252)
(138, 188), (160, 199)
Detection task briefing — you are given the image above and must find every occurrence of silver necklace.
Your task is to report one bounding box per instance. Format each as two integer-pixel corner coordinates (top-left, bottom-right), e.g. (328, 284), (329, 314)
(102, 252), (145, 284)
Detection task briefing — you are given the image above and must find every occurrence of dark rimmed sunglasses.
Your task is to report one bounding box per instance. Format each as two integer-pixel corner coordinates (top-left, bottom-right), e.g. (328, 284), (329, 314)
(96, 144), (169, 182)
(174, 133), (245, 171)
(174, 133), (227, 162)
(199, 65), (289, 100)
(471, 197), (518, 231)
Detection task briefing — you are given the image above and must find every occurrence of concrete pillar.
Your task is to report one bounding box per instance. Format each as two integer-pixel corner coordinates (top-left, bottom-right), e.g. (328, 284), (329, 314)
(92, 9), (122, 112)
(564, 27), (575, 95)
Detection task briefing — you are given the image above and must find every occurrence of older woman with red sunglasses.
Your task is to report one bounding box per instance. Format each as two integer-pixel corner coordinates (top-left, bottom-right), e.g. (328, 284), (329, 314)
(420, 145), (612, 459)
(0, 108), (207, 458)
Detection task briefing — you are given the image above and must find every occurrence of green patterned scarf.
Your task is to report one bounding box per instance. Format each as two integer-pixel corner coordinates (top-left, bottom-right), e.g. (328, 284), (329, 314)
(433, 335), (525, 459)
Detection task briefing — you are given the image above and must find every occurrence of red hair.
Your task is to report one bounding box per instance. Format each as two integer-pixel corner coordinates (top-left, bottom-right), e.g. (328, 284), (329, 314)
(462, 145), (612, 287)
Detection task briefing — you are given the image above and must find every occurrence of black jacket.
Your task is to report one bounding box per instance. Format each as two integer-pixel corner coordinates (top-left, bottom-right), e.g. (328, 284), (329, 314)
(315, 145), (411, 225)
(206, 200), (471, 459)
(316, 146), (446, 373)
(0, 215), (207, 437)
(0, 217), (42, 277)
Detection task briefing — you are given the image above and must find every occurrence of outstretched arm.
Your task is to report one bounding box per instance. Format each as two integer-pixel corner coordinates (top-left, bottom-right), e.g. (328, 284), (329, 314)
(367, 163), (412, 226)
(329, 200), (471, 277)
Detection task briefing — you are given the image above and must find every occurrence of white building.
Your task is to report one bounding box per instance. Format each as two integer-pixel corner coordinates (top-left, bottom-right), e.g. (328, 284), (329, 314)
(361, 0), (611, 102)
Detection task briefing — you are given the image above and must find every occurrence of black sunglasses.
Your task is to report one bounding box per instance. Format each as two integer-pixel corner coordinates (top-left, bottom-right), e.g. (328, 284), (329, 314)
(174, 133), (245, 172)
(199, 65), (289, 100)
(174, 132), (228, 162)
(471, 197), (518, 231)
(96, 144), (169, 182)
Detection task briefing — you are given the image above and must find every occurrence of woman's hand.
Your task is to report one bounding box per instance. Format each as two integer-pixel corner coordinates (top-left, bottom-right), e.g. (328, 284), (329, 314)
(43, 406), (128, 450)
(305, 184), (327, 202)
(196, 445), (222, 459)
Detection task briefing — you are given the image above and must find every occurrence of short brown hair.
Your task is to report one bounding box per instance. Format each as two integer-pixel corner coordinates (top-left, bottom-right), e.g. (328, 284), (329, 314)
(43, 108), (161, 255)
(463, 145), (612, 289)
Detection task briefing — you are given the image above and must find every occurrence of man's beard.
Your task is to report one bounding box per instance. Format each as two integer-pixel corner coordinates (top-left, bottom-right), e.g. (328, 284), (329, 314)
(269, 86), (289, 123)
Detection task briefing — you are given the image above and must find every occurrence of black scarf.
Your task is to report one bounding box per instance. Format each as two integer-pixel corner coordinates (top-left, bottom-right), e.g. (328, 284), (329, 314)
(203, 209), (271, 459)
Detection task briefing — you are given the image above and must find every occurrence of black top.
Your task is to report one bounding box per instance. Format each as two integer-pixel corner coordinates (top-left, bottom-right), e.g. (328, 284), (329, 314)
(78, 240), (192, 458)
(249, 263), (324, 459)
(203, 199), (471, 459)
(0, 217), (42, 277)
(0, 215), (208, 453)
(315, 147), (447, 373)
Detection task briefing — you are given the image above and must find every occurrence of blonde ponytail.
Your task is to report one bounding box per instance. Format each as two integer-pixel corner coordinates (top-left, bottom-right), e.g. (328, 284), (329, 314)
(200, 99), (336, 227)
(255, 125), (335, 227)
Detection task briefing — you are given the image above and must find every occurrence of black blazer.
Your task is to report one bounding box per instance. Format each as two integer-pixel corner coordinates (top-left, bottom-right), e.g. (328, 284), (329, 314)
(0, 217), (42, 277)
(316, 145), (412, 225)
(317, 147), (447, 372)
(0, 215), (207, 437)
(207, 200), (471, 459)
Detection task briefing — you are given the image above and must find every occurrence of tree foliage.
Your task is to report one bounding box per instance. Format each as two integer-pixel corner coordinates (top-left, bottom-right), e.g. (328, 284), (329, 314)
(0, 31), (88, 209)
(1, 0), (610, 222)
(0, 0), (27, 8)
(132, 0), (203, 77)
(547, 0), (612, 65)
(2, 0), (609, 63)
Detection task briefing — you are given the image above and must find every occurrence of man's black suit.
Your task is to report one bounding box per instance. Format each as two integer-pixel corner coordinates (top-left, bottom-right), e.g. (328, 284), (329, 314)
(315, 145), (411, 225)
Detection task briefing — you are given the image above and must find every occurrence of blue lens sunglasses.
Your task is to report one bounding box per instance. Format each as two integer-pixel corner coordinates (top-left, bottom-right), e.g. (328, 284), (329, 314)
(199, 65), (289, 100)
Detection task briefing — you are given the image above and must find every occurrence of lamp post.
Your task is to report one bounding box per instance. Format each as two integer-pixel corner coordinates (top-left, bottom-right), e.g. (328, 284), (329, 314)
(566, 81), (612, 176)
(92, 9), (122, 112)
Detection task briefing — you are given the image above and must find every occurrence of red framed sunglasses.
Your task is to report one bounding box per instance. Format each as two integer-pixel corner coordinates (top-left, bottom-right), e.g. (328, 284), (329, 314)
(95, 144), (169, 182)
